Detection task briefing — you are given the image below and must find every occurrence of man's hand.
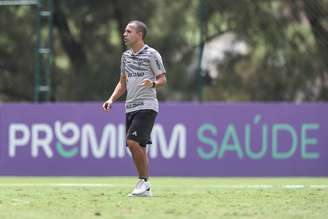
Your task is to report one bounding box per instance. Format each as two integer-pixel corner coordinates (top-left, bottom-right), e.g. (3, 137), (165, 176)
(140, 79), (154, 88)
(102, 99), (113, 112)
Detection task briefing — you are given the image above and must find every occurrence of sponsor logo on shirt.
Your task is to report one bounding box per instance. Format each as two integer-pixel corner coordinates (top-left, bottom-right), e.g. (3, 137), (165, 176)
(127, 101), (144, 109)
(127, 72), (144, 77)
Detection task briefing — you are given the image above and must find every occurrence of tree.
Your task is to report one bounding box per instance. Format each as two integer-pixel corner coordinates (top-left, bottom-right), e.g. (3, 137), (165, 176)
(201, 0), (328, 101)
(0, 0), (327, 102)
(0, 5), (36, 101)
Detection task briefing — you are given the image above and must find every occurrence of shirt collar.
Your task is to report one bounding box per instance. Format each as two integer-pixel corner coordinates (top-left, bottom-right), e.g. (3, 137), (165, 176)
(131, 44), (148, 55)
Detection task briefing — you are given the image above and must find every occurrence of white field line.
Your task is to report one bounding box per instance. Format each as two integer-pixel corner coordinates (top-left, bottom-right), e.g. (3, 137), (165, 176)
(0, 183), (327, 189)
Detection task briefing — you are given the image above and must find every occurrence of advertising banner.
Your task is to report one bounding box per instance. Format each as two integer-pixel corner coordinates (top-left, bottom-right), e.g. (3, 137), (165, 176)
(0, 103), (327, 176)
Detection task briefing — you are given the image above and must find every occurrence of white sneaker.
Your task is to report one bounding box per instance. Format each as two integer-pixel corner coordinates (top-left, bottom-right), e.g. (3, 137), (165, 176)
(129, 179), (152, 196)
(128, 188), (152, 197)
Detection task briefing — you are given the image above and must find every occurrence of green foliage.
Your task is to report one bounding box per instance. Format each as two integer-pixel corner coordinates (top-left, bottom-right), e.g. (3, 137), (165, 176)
(0, 6), (36, 101)
(0, 0), (327, 102)
(202, 0), (328, 101)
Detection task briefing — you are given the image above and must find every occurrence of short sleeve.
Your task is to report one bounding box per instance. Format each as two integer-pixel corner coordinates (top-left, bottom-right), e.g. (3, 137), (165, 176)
(120, 54), (125, 75)
(150, 51), (166, 76)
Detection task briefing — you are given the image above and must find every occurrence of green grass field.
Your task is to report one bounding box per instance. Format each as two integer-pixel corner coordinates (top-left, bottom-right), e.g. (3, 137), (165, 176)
(0, 177), (327, 219)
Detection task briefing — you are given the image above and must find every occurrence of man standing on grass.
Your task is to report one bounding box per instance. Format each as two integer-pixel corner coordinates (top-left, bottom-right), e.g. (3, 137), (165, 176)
(102, 20), (167, 197)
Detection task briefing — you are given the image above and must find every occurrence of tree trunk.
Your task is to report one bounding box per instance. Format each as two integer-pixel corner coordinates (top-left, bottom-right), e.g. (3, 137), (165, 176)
(53, 0), (87, 75)
(53, 0), (89, 100)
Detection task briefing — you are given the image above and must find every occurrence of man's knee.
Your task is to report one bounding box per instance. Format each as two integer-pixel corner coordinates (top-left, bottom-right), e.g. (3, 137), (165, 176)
(127, 139), (140, 150)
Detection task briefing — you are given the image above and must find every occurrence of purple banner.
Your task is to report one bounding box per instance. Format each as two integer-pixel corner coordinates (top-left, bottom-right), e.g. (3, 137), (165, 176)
(0, 103), (327, 176)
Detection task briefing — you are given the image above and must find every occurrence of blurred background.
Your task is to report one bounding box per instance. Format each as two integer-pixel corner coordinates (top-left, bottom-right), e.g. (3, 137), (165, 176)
(0, 3), (328, 218)
(1, 0), (327, 103)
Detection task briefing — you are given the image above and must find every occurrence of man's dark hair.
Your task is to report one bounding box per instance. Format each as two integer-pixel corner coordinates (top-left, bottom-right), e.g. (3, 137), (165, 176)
(129, 20), (148, 40)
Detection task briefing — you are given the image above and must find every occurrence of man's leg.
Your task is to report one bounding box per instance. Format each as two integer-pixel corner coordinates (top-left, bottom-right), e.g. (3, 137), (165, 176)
(126, 110), (157, 196)
(127, 139), (148, 178)
(127, 139), (152, 196)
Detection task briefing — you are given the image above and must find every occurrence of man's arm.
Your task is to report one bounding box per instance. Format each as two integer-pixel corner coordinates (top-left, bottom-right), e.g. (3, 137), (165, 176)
(102, 74), (127, 112)
(154, 73), (167, 88)
(141, 73), (167, 88)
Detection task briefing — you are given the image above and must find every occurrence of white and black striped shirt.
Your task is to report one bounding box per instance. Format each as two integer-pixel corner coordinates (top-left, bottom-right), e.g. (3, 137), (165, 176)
(121, 45), (166, 113)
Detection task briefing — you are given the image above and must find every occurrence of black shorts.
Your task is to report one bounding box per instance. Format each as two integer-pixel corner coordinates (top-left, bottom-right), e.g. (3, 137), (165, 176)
(126, 109), (157, 147)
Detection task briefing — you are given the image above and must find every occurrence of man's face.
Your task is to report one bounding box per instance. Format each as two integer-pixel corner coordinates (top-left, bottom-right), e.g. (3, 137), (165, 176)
(123, 23), (142, 47)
